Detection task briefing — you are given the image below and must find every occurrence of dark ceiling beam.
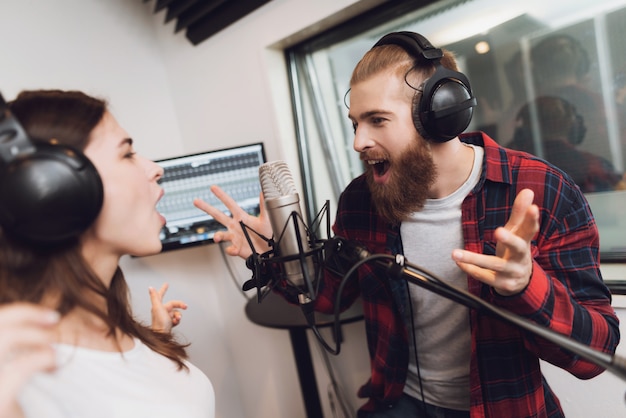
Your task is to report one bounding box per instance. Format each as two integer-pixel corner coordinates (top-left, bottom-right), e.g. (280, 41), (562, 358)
(185, 0), (271, 45)
(174, 0), (228, 33)
(164, 0), (198, 23)
(154, 0), (177, 13)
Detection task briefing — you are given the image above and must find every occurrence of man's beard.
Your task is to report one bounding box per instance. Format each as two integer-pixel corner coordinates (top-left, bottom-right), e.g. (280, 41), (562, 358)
(366, 138), (436, 224)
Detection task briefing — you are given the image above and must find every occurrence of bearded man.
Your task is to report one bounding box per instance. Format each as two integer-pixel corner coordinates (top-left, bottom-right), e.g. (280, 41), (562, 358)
(196, 31), (619, 418)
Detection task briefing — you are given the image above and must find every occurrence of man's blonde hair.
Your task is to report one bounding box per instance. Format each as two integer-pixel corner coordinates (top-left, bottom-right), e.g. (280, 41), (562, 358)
(350, 43), (460, 88)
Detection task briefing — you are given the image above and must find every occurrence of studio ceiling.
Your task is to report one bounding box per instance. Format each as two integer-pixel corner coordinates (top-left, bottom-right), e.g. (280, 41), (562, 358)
(144, 0), (272, 45)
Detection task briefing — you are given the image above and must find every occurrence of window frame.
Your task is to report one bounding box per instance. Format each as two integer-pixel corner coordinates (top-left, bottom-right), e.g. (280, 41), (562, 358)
(285, 0), (626, 287)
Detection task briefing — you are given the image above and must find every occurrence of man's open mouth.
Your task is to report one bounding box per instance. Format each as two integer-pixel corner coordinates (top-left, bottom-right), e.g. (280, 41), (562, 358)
(368, 159), (390, 177)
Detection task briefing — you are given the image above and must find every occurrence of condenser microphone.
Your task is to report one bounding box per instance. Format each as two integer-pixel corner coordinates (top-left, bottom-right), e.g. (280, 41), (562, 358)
(258, 160), (316, 303)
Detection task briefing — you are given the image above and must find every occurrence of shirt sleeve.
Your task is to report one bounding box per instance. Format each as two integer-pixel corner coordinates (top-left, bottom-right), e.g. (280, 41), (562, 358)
(492, 174), (620, 379)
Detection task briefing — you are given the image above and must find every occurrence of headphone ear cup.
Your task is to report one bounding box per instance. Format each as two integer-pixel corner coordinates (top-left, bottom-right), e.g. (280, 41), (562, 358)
(411, 88), (430, 140)
(511, 121), (535, 154)
(567, 110), (587, 145)
(416, 75), (475, 143)
(0, 142), (103, 245)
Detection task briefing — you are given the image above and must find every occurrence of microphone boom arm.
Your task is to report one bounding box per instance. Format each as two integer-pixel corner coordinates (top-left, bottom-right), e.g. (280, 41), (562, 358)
(377, 253), (626, 382)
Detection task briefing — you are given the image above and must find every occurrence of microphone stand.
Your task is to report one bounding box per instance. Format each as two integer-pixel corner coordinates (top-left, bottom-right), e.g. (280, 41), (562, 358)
(240, 206), (626, 382)
(366, 252), (626, 383)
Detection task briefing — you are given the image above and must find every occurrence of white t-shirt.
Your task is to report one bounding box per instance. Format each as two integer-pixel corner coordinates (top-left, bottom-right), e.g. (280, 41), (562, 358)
(19, 338), (215, 418)
(401, 144), (483, 411)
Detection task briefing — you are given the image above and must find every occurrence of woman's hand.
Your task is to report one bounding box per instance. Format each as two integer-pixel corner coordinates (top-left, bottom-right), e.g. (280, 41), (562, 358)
(0, 303), (59, 418)
(149, 283), (187, 333)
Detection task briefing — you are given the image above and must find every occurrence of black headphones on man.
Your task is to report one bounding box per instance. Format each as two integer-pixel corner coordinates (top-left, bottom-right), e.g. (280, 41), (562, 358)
(372, 31), (477, 142)
(0, 92), (103, 246)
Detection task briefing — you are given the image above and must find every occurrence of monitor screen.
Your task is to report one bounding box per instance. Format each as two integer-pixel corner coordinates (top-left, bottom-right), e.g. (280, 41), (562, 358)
(155, 142), (266, 252)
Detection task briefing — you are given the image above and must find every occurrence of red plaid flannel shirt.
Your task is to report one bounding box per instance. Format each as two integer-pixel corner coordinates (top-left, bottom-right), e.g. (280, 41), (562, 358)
(313, 132), (619, 417)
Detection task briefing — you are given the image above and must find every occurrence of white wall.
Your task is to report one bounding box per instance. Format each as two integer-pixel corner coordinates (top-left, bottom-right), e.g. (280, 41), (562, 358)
(0, 0), (184, 161)
(2, 0), (626, 417)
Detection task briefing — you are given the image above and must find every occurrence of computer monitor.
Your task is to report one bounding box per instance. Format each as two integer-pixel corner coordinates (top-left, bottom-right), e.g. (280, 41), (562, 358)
(155, 142), (266, 252)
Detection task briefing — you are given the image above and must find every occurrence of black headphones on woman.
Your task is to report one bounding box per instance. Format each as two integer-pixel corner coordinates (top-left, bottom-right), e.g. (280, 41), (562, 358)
(372, 31), (477, 142)
(0, 92), (103, 246)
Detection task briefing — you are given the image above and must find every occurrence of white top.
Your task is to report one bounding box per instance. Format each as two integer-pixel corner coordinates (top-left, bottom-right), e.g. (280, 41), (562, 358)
(19, 338), (215, 418)
(401, 144), (483, 411)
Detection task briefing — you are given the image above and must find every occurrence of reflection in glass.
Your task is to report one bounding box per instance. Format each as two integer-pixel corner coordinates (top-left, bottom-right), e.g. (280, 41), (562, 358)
(507, 96), (625, 193)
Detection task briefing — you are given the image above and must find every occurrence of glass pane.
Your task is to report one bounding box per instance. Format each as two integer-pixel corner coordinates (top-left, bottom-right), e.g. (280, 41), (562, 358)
(289, 0), (626, 260)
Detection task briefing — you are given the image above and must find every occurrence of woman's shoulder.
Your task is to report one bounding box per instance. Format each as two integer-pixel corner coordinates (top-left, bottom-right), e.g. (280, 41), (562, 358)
(19, 338), (215, 418)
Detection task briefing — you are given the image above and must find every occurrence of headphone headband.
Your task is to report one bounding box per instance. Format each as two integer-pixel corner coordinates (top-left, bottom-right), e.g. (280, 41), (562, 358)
(373, 31), (443, 63)
(0, 95), (36, 165)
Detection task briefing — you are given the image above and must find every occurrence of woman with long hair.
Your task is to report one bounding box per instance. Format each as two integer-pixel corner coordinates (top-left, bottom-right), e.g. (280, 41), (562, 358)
(0, 89), (214, 418)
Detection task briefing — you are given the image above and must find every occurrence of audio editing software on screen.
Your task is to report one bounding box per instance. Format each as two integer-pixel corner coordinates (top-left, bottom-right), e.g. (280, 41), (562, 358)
(155, 143), (265, 252)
